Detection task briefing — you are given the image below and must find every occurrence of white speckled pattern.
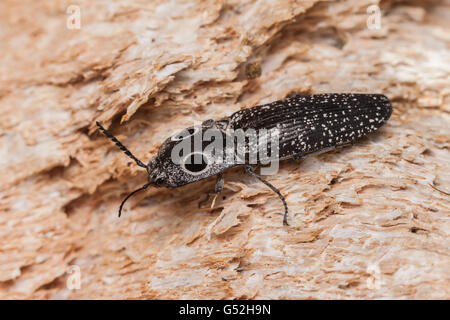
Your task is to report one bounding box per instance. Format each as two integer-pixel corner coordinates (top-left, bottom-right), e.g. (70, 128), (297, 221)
(229, 93), (392, 159)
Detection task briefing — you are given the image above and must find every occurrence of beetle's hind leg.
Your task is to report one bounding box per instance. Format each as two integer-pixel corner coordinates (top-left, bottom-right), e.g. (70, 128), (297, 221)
(245, 165), (290, 226)
(198, 173), (224, 209)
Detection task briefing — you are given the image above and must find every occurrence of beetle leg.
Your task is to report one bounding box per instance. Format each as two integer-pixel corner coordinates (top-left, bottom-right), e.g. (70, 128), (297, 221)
(245, 165), (289, 226)
(211, 173), (224, 207)
(198, 173), (224, 209)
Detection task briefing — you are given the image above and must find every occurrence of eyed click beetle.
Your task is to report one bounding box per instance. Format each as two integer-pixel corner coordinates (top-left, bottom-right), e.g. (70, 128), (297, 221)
(96, 93), (392, 226)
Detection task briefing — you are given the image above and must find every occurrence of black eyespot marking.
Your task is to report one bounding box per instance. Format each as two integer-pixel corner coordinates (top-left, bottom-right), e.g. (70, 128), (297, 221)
(182, 152), (209, 174)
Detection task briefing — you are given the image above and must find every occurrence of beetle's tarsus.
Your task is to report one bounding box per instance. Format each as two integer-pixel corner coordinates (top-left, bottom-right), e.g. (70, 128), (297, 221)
(198, 173), (224, 209)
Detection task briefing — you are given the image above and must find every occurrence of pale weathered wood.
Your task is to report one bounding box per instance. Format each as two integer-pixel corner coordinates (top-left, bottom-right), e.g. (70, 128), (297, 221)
(0, 0), (449, 299)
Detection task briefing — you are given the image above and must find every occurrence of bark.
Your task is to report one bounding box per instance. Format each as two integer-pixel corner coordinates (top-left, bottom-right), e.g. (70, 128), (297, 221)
(0, 0), (449, 299)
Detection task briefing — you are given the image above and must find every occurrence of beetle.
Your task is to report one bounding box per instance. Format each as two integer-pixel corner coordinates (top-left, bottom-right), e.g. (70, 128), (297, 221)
(96, 93), (392, 225)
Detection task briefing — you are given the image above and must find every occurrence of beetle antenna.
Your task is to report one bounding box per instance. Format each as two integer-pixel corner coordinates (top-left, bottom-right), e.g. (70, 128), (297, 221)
(119, 182), (152, 217)
(96, 121), (147, 169)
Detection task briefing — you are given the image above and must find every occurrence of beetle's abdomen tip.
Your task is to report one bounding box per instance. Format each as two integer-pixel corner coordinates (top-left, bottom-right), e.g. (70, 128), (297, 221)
(372, 94), (393, 124)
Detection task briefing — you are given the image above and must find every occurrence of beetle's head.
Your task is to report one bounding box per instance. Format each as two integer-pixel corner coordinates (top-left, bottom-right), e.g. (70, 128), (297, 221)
(146, 157), (168, 187)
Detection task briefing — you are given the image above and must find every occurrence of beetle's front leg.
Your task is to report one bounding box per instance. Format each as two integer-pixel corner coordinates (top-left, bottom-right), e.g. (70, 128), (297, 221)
(198, 173), (224, 208)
